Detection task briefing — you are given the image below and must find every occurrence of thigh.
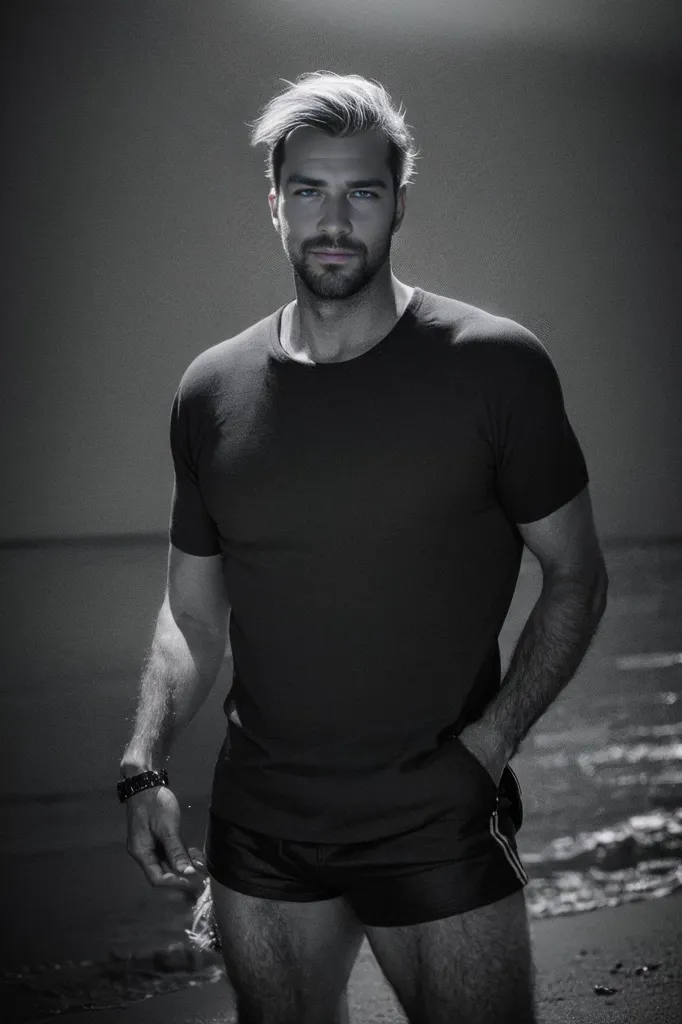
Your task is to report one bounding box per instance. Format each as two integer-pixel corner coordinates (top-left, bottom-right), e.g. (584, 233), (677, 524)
(210, 876), (365, 1024)
(364, 889), (537, 1024)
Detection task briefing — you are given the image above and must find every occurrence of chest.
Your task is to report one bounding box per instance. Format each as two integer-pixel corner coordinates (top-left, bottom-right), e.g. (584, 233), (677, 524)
(199, 369), (495, 547)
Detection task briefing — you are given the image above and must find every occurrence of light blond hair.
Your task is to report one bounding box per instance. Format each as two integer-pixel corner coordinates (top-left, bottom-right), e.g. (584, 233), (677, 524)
(247, 70), (421, 200)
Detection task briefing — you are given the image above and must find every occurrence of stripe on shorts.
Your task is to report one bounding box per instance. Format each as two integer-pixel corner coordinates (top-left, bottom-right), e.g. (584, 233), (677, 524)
(489, 810), (528, 884)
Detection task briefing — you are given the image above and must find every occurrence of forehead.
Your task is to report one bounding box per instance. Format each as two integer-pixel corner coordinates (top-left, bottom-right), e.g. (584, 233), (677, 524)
(281, 126), (390, 175)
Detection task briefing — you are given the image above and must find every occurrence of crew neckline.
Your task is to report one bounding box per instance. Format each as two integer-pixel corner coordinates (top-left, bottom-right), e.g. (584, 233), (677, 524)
(269, 287), (424, 367)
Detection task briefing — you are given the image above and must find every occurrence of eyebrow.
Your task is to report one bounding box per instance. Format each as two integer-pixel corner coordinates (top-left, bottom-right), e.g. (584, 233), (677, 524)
(285, 174), (388, 190)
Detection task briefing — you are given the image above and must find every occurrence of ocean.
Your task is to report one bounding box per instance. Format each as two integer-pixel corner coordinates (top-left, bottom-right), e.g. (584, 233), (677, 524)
(510, 542), (682, 917)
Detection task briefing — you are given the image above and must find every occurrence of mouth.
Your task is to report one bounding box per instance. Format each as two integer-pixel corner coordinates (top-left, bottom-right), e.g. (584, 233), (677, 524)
(312, 251), (357, 263)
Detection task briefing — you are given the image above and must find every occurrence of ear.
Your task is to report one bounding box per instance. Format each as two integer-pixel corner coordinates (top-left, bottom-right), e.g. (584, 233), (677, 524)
(393, 186), (407, 232)
(268, 190), (280, 228)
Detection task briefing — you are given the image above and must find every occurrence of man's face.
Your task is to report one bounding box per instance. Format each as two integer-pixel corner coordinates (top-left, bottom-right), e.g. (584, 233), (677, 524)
(268, 127), (406, 301)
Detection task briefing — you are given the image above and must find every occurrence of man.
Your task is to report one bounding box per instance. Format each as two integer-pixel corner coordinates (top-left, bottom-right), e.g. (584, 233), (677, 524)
(121, 74), (608, 1024)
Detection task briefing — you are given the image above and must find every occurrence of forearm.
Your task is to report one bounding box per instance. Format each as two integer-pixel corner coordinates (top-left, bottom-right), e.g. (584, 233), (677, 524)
(120, 605), (226, 776)
(469, 568), (608, 763)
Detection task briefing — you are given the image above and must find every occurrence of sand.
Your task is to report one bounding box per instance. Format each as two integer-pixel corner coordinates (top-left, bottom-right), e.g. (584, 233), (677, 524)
(3, 796), (681, 1022)
(8, 889), (679, 1023)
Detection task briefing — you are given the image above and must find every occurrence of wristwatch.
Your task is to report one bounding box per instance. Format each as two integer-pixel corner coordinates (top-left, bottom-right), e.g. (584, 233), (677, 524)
(117, 768), (169, 803)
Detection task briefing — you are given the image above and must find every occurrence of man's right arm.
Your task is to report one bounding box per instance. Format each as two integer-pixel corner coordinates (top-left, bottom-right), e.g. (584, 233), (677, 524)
(120, 548), (230, 777)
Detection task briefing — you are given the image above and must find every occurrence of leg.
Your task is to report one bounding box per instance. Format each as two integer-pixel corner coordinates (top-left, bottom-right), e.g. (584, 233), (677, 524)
(210, 875), (365, 1024)
(364, 889), (537, 1024)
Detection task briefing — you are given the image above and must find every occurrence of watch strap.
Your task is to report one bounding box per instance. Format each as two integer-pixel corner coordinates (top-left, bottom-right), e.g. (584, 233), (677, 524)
(117, 768), (169, 803)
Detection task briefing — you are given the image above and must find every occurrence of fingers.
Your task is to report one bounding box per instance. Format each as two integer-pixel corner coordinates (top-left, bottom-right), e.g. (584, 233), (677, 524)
(189, 845), (207, 873)
(148, 847), (195, 888)
(134, 848), (189, 888)
(164, 836), (204, 878)
(130, 839), (207, 889)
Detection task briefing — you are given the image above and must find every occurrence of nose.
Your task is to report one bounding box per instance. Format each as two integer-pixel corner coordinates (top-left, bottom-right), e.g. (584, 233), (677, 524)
(317, 195), (353, 235)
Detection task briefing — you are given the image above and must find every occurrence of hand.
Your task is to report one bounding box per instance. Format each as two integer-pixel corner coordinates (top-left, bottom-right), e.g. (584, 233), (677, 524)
(125, 785), (209, 891)
(457, 724), (508, 789)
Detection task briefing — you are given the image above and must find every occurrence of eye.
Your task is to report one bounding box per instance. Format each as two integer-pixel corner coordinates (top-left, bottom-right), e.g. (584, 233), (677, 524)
(293, 189), (378, 199)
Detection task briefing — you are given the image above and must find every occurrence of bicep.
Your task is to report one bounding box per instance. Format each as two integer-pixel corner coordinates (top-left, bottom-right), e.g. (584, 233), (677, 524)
(165, 543), (231, 637)
(516, 485), (607, 585)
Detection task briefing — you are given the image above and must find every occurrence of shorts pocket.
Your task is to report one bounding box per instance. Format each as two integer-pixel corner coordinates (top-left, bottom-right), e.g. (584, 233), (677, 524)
(506, 764), (522, 799)
(504, 764), (524, 832)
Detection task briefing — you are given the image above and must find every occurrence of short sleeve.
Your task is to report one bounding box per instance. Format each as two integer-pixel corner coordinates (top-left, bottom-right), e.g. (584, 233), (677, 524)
(168, 384), (221, 555)
(488, 329), (590, 525)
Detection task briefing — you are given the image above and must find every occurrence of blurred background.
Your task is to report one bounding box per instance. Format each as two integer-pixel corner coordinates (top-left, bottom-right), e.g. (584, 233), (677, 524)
(1, 1), (681, 1017)
(2, 0), (681, 547)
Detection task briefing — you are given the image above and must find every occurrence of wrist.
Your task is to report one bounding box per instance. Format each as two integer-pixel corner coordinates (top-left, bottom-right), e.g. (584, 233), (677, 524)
(120, 753), (159, 779)
(117, 766), (169, 804)
(459, 720), (511, 763)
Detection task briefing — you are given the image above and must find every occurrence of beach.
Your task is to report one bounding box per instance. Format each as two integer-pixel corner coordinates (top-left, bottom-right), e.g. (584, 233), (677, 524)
(2, 793), (681, 1023)
(2, 540), (681, 1021)
(3, 828), (681, 1024)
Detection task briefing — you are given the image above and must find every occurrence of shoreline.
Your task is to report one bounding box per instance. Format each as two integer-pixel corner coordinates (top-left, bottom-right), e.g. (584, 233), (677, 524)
(4, 793), (682, 1021)
(6, 888), (682, 1023)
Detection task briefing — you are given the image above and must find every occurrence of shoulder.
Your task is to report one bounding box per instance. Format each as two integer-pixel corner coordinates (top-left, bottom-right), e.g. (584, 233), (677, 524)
(459, 309), (546, 360)
(457, 313), (558, 389)
(419, 290), (546, 359)
(175, 308), (275, 401)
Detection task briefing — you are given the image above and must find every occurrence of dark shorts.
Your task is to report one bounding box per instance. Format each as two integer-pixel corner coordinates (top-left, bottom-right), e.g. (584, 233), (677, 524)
(204, 764), (529, 927)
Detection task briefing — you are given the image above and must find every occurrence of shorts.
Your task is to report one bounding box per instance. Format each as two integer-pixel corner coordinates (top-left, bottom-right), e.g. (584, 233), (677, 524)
(204, 763), (529, 927)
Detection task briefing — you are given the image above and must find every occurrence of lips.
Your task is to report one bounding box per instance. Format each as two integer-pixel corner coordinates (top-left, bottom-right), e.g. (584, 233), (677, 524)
(312, 250), (356, 262)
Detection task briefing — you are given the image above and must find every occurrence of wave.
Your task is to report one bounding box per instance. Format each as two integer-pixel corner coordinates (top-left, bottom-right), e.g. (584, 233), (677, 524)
(520, 807), (682, 918)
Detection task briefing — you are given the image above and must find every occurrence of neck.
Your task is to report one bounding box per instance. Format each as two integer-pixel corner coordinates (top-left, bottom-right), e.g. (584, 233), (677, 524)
(283, 275), (414, 364)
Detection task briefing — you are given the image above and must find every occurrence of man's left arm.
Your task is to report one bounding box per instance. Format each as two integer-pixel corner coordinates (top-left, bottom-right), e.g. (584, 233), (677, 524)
(460, 485), (609, 786)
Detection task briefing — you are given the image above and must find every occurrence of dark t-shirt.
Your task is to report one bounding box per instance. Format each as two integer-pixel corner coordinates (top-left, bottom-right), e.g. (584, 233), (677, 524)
(169, 287), (589, 843)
